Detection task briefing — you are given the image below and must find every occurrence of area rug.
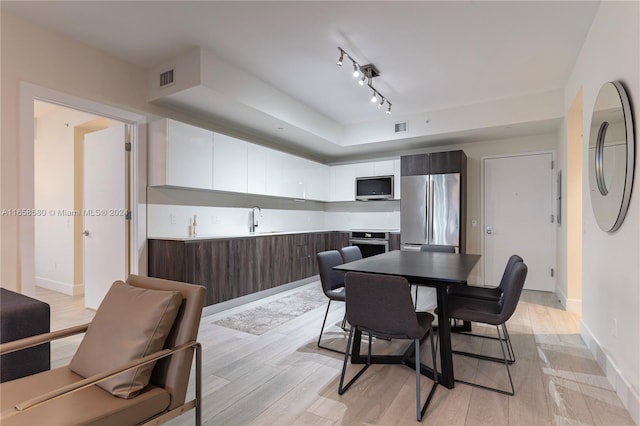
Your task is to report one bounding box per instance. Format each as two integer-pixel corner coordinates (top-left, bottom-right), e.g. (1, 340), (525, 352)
(213, 286), (327, 335)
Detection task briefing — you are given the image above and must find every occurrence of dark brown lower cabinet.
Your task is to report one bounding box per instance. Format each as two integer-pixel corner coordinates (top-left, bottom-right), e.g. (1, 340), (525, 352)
(148, 231), (350, 306)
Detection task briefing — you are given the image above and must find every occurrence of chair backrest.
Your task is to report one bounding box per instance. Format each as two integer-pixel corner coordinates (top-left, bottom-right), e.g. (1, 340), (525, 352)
(126, 275), (206, 410)
(344, 272), (425, 339)
(497, 254), (524, 291)
(340, 246), (363, 263)
(317, 250), (345, 295)
(420, 244), (455, 253)
(496, 262), (528, 324)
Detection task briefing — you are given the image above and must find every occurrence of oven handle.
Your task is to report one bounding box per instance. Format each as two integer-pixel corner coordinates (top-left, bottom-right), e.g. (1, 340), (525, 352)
(349, 239), (389, 245)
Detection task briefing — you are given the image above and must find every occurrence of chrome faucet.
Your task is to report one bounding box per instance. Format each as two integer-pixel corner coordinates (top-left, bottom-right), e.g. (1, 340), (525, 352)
(249, 206), (262, 233)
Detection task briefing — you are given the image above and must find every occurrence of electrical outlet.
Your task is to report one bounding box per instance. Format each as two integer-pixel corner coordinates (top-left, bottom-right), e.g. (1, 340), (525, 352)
(170, 214), (176, 225)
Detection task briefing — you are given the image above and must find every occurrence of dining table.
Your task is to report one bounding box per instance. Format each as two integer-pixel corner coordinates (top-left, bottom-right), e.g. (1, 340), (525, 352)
(334, 249), (481, 389)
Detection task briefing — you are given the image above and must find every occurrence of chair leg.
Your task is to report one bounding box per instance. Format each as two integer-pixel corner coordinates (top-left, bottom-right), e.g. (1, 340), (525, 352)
(453, 322), (515, 364)
(414, 285), (419, 309)
(416, 329), (439, 421)
(317, 300), (347, 354)
(454, 324), (515, 396)
(195, 342), (203, 426)
(338, 327), (371, 395)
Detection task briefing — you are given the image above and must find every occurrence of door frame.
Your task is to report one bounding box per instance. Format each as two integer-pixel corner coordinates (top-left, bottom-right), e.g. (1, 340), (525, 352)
(480, 150), (557, 287)
(19, 82), (146, 296)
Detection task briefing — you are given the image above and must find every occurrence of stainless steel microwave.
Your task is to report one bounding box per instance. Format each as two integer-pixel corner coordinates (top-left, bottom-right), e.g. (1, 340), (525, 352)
(355, 175), (394, 201)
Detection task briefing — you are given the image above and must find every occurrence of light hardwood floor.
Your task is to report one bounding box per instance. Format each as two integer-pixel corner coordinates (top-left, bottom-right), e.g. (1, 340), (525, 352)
(36, 284), (634, 426)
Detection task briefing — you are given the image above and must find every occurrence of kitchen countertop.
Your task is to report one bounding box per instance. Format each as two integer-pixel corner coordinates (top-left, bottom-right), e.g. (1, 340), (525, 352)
(148, 229), (400, 242)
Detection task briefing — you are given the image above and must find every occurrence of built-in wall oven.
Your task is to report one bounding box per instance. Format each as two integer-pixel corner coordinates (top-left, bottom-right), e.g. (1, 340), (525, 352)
(349, 231), (389, 258)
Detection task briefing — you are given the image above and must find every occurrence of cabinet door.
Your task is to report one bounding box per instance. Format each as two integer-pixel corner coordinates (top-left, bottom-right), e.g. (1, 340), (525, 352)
(213, 133), (248, 193)
(430, 150), (465, 174)
(332, 164), (356, 201)
(372, 160), (394, 176)
(304, 159), (330, 201)
(265, 148), (285, 197)
(393, 159), (401, 200)
(281, 153), (306, 199)
(401, 154), (430, 176)
(185, 240), (228, 306)
(149, 119), (214, 189)
(247, 143), (268, 195)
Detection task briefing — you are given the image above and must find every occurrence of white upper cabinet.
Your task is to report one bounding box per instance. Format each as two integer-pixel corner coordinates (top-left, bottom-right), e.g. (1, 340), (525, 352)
(305, 159), (330, 201)
(213, 133), (248, 193)
(149, 119), (213, 189)
(150, 118), (397, 202)
(247, 143), (268, 195)
(394, 159), (401, 200)
(372, 160), (395, 176)
(331, 164), (357, 201)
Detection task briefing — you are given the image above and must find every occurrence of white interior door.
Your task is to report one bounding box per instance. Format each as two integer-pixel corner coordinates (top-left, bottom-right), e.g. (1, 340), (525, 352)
(83, 124), (128, 309)
(483, 153), (556, 292)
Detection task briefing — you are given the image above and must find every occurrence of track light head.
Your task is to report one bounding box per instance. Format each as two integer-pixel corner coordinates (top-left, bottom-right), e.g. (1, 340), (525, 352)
(371, 91), (378, 103)
(352, 62), (359, 78)
(337, 50), (344, 66)
(358, 75), (366, 86)
(386, 103), (392, 115)
(378, 98), (385, 108)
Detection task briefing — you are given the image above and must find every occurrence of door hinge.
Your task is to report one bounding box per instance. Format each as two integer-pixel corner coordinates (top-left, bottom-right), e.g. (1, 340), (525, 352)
(125, 211), (132, 221)
(551, 160), (555, 169)
(551, 214), (555, 223)
(125, 142), (132, 152)
(550, 268), (555, 277)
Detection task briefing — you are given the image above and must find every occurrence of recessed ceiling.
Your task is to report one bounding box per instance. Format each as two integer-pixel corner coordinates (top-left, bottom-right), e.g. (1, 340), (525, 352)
(2, 1), (600, 161)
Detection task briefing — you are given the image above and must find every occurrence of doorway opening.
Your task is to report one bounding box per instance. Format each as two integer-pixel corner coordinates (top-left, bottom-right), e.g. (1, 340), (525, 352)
(563, 89), (583, 313)
(34, 101), (130, 309)
(19, 82), (145, 308)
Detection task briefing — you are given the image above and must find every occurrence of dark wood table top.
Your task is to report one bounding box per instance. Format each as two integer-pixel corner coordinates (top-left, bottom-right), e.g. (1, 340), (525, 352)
(334, 250), (481, 285)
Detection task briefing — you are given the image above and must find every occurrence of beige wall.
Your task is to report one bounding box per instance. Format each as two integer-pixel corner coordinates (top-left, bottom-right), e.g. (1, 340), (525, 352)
(563, 1), (639, 416)
(1, 13), (149, 290)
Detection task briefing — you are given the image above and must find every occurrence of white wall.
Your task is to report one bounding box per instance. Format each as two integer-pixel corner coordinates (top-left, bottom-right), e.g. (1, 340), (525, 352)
(563, 1), (640, 421)
(34, 107), (94, 293)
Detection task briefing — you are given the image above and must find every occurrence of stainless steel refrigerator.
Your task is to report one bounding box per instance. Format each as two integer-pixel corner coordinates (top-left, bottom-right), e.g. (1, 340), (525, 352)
(401, 173), (461, 251)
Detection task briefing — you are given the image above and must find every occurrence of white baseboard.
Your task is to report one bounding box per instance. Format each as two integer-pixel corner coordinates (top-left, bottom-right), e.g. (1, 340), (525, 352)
(581, 321), (640, 425)
(556, 286), (582, 314)
(35, 276), (84, 296)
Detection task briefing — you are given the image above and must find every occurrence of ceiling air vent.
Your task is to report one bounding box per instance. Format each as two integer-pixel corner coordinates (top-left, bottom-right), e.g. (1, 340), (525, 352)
(159, 69), (175, 88)
(395, 121), (408, 133)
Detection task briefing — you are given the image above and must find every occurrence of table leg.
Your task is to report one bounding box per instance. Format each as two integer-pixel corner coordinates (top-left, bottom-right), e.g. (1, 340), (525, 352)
(435, 285), (455, 388)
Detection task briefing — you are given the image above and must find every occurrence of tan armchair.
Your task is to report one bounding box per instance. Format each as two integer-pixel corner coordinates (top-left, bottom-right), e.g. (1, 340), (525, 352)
(0, 275), (206, 426)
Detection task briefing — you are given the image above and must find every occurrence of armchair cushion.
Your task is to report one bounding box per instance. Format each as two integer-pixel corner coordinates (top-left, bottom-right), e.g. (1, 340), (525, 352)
(69, 281), (182, 399)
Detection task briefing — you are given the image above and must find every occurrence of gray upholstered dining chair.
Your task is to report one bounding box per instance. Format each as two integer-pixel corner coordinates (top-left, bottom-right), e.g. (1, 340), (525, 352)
(447, 261), (528, 395)
(447, 254), (523, 363)
(339, 272), (438, 422)
(316, 250), (348, 354)
(448, 254), (523, 301)
(339, 246), (363, 263)
(414, 244), (456, 309)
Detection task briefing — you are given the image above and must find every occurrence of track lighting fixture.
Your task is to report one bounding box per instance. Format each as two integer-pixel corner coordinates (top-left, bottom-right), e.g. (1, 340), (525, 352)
(336, 47), (392, 114)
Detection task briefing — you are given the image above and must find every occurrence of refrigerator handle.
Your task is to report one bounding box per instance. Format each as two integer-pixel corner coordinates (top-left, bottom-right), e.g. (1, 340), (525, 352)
(428, 176), (434, 243)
